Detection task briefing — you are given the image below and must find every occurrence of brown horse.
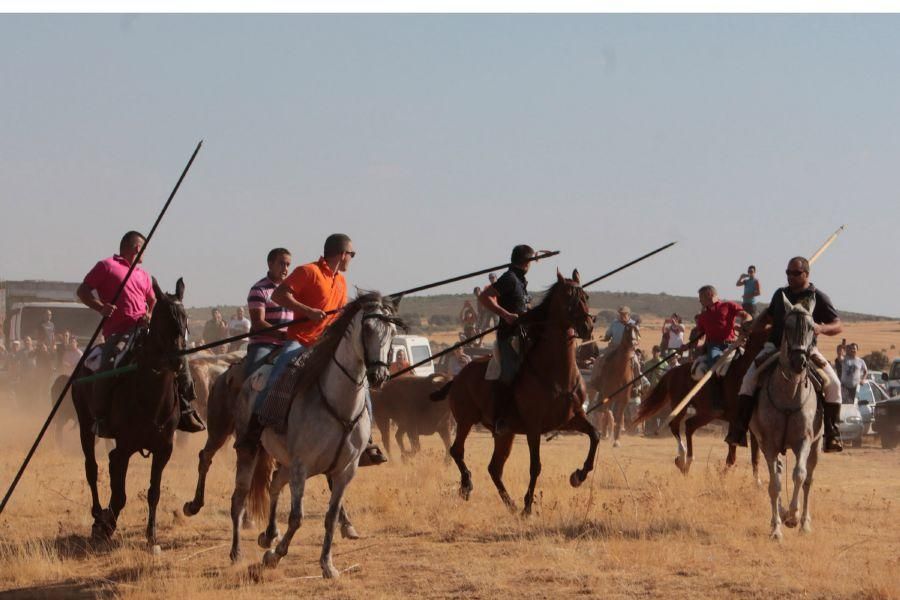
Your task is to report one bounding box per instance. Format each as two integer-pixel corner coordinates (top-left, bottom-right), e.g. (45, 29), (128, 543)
(587, 322), (640, 447)
(633, 325), (767, 478)
(431, 270), (599, 515)
(372, 373), (455, 463)
(71, 278), (188, 549)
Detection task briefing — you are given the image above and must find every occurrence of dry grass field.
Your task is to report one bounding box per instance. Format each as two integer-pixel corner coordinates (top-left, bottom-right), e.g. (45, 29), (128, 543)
(1, 320), (898, 599)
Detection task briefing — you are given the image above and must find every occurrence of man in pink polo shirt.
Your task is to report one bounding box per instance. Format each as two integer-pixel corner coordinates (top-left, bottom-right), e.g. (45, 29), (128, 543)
(76, 231), (205, 437)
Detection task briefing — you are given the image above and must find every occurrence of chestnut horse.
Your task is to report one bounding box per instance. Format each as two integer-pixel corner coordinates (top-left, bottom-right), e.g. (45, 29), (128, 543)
(633, 325), (767, 478)
(587, 322), (640, 447)
(431, 271), (599, 515)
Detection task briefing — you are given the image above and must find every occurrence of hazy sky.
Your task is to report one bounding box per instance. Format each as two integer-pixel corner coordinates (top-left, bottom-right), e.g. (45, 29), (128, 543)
(1, 15), (898, 316)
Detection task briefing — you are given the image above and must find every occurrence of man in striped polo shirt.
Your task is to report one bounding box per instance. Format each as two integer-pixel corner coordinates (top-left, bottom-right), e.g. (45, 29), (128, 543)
(244, 248), (294, 378)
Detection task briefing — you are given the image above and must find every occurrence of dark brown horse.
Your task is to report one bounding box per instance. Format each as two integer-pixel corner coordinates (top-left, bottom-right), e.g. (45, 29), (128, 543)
(431, 271), (599, 515)
(71, 278), (188, 550)
(633, 325), (767, 479)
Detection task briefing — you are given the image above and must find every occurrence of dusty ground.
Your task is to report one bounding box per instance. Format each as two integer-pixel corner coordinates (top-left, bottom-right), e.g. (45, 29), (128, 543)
(1, 399), (899, 599)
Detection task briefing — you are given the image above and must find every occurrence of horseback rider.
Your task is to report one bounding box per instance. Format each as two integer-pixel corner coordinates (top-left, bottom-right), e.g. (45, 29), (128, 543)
(478, 244), (534, 435)
(726, 256), (844, 452)
(244, 248), (294, 378)
(76, 231), (205, 438)
(235, 234), (388, 465)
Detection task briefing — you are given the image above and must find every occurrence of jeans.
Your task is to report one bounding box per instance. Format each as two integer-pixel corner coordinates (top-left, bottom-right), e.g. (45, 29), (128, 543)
(706, 342), (730, 366)
(252, 340), (307, 415)
(244, 342), (280, 379)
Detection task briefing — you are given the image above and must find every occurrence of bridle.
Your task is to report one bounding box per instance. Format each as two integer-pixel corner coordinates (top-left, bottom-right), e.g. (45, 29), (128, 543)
(330, 307), (405, 389)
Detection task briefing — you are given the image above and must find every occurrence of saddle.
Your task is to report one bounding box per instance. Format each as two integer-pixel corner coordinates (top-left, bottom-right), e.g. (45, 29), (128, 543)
(83, 328), (146, 375)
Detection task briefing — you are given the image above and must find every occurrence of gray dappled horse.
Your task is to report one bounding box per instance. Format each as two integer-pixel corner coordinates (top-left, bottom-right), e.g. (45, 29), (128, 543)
(228, 293), (401, 578)
(750, 293), (822, 541)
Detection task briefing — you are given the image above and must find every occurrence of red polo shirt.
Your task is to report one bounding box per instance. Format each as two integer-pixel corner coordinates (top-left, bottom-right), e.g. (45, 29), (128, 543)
(695, 300), (742, 344)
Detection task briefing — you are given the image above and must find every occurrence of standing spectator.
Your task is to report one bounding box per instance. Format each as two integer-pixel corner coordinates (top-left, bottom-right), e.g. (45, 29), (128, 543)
(834, 341), (847, 380)
(61, 337), (83, 373)
(459, 300), (478, 339)
(390, 348), (412, 376)
(662, 313), (685, 356)
(227, 307), (252, 351)
(445, 345), (472, 376)
(839, 343), (868, 404)
(203, 309), (228, 354)
(474, 286), (496, 332)
(38, 309), (56, 347)
(736, 265), (762, 318)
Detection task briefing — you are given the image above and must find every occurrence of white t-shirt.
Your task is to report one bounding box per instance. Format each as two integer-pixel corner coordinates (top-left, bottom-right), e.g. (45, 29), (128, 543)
(228, 317), (251, 337)
(666, 324), (685, 350)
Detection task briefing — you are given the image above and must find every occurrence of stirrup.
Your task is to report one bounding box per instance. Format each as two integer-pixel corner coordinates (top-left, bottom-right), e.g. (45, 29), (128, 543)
(359, 444), (388, 467)
(724, 425), (748, 448)
(92, 417), (115, 439)
(178, 409), (206, 433)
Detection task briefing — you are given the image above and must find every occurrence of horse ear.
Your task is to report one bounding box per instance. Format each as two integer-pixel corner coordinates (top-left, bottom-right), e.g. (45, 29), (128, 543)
(557, 268), (565, 284)
(388, 295), (401, 314)
(175, 277), (185, 302)
(152, 277), (164, 301)
(805, 294), (816, 315)
(572, 269), (580, 284)
(781, 292), (793, 314)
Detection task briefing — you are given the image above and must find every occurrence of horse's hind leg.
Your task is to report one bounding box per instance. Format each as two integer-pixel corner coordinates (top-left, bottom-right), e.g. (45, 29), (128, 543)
(439, 421), (453, 465)
(564, 413), (600, 488)
(522, 433), (542, 516)
(487, 433), (516, 511)
(320, 470), (352, 578)
(229, 449), (257, 563)
(750, 433), (762, 486)
(449, 419), (475, 500)
(73, 391), (102, 520)
(670, 415), (688, 474)
(684, 414), (714, 475)
(147, 443), (173, 550)
(258, 465), (289, 549)
(183, 426), (231, 517)
(800, 441), (818, 534)
(263, 458), (307, 570)
(612, 399), (627, 447)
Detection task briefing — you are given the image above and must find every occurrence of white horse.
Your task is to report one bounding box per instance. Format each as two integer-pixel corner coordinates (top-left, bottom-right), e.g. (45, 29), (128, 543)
(228, 292), (401, 578)
(751, 293), (822, 541)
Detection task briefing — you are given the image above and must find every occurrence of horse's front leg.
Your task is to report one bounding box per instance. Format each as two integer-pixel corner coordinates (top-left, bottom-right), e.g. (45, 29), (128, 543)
(73, 391), (102, 520)
(95, 447), (131, 541)
(326, 476), (360, 540)
(257, 465), (289, 549)
(612, 398), (627, 447)
(784, 438), (812, 529)
(670, 414), (688, 474)
(563, 412), (600, 488)
(263, 457), (306, 569)
(750, 433), (762, 486)
(800, 440), (819, 534)
(147, 443), (173, 551)
(765, 450), (784, 541)
(522, 433), (542, 516)
(321, 469), (354, 578)
(684, 414), (714, 475)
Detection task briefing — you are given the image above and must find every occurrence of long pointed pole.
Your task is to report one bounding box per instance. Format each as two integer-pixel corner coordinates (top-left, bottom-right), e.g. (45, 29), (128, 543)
(0, 140), (203, 517)
(666, 226), (846, 423)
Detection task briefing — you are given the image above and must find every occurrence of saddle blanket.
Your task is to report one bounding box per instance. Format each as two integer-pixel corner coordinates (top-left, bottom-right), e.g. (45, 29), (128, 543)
(257, 352), (310, 433)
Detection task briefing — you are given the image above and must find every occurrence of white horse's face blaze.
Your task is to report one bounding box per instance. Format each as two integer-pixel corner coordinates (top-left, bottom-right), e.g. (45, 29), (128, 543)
(360, 301), (397, 389)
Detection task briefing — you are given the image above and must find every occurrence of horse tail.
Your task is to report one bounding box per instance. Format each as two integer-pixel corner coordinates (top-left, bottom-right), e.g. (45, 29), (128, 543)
(633, 370), (671, 426)
(248, 448), (274, 523)
(430, 380), (453, 402)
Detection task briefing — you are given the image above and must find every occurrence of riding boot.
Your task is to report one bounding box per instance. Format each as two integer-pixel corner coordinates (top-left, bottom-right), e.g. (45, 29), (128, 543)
(176, 367), (205, 433)
(823, 402), (844, 453)
(234, 413), (264, 451)
(359, 436), (388, 467)
(492, 381), (515, 436)
(724, 393), (755, 447)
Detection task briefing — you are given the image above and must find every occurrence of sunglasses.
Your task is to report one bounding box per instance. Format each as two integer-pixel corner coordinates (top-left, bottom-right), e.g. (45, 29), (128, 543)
(343, 250), (356, 258)
(785, 269), (807, 277)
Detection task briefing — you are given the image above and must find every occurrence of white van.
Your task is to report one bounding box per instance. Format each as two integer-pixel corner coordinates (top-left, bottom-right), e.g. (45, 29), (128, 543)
(390, 335), (434, 377)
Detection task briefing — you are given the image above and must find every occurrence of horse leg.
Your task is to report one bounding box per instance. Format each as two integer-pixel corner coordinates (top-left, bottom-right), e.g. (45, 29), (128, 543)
(183, 426), (230, 517)
(263, 458), (307, 569)
(750, 433), (762, 486)
(725, 444), (737, 469)
(439, 421), (454, 466)
(800, 440), (818, 534)
(229, 449), (257, 563)
(764, 448), (784, 541)
(320, 471), (351, 578)
(564, 412), (600, 488)
(612, 399), (627, 447)
(449, 419), (475, 500)
(670, 414), (688, 474)
(395, 426), (409, 461)
(73, 392), (102, 520)
(257, 465), (289, 549)
(146, 443), (173, 550)
(96, 447), (130, 541)
(487, 433), (516, 511)
(522, 433), (542, 517)
(684, 414), (714, 475)
(326, 475), (360, 540)
(784, 438), (812, 529)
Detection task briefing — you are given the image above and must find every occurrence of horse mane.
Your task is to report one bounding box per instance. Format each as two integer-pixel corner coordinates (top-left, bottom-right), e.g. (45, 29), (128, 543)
(294, 291), (384, 396)
(521, 280), (567, 343)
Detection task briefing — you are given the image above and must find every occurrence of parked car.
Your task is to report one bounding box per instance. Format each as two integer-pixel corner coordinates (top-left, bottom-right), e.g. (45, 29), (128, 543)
(857, 379), (891, 434)
(839, 401), (865, 448)
(873, 396), (900, 449)
(886, 359), (900, 397)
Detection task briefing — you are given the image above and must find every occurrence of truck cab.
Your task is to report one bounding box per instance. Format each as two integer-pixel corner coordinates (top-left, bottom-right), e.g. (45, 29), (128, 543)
(390, 335), (434, 377)
(6, 301), (100, 346)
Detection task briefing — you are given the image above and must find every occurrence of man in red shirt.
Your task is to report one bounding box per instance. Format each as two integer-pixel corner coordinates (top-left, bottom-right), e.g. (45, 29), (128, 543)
(236, 233), (387, 465)
(690, 285), (752, 379)
(77, 231), (205, 437)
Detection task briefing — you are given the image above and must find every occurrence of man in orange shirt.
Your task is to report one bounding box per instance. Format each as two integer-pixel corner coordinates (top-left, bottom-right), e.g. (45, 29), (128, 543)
(236, 234), (387, 464)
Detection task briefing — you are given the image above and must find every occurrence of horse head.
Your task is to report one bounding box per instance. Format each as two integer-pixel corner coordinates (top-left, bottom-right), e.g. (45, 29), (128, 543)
(623, 321), (641, 349)
(553, 269), (594, 341)
(780, 292), (816, 374)
(149, 277), (189, 371)
(354, 293), (405, 390)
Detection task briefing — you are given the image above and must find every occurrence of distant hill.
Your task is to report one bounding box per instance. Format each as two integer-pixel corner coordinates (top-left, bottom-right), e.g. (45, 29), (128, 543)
(187, 290), (894, 338)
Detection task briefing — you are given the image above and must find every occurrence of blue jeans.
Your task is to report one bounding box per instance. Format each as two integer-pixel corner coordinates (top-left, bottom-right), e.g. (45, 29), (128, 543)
(244, 342), (279, 379)
(252, 340), (307, 415)
(706, 342), (730, 366)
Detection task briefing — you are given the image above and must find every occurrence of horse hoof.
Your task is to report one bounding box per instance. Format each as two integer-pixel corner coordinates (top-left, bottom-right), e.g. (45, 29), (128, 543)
(801, 521), (812, 534)
(182, 501), (199, 517)
(257, 531), (278, 549)
(460, 486), (472, 501)
(613, 439), (621, 448)
(341, 524), (360, 540)
(569, 471), (584, 488)
(150, 544), (162, 556)
(230, 549), (241, 564)
(322, 563), (340, 579)
(770, 529), (783, 542)
(783, 516), (798, 529)
(262, 549), (280, 569)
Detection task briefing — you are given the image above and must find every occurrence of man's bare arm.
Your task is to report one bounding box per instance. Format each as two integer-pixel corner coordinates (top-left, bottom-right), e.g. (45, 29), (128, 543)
(272, 284), (326, 322)
(76, 283), (115, 317)
(478, 286), (516, 325)
(815, 318), (843, 337)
